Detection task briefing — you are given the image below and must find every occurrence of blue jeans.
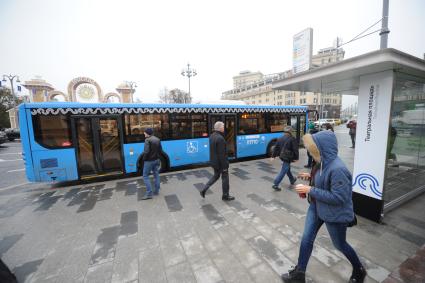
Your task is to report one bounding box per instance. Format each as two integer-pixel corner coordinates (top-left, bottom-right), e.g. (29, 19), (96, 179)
(273, 161), (296, 186)
(297, 204), (362, 271)
(143, 159), (160, 195)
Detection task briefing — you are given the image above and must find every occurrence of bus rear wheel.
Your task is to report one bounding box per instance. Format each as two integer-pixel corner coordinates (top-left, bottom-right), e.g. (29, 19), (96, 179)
(267, 140), (277, 157)
(138, 154), (169, 175)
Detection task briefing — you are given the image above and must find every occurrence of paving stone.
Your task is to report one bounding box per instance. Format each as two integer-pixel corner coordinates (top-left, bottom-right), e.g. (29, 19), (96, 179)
(216, 225), (263, 269)
(189, 253), (223, 283)
(180, 233), (207, 258)
(12, 258), (43, 283)
(192, 218), (225, 253)
(119, 211), (138, 238)
(85, 261), (113, 283)
(210, 247), (254, 283)
(165, 261), (196, 283)
(164, 194), (183, 212)
(139, 247), (167, 283)
(0, 234), (23, 257)
(111, 236), (139, 283)
(247, 235), (294, 275)
(90, 226), (120, 266)
(248, 263), (282, 283)
(201, 204), (229, 229)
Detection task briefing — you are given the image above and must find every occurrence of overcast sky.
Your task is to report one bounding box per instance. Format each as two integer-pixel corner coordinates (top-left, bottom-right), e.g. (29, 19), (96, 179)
(1, 0), (424, 109)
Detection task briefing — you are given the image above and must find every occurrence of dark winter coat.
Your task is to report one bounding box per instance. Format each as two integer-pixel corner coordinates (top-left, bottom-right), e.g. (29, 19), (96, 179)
(143, 135), (163, 161)
(272, 134), (299, 162)
(209, 131), (229, 170)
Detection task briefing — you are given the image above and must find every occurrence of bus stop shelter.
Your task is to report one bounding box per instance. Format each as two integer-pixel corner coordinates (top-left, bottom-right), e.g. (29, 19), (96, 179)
(272, 48), (425, 222)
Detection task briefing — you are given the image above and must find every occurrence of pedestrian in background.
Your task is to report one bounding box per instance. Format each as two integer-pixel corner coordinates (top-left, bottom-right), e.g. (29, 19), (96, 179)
(281, 130), (366, 283)
(141, 128), (162, 200)
(347, 119), (357, 148)
(271, 125), (299, 191)
(304, 123), (318, 168)
(200, 121), (235, 201)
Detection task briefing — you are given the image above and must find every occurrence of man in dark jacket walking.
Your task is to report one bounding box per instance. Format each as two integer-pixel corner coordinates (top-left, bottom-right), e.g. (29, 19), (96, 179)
(141, 128), (162, 200)
(200, 121), (235, 201)
(271, 126), (299, 191)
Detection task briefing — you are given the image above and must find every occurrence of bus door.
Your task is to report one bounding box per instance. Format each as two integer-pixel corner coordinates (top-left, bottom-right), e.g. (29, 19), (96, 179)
(71, 115), (124, 178)
(289, 114), (302, 144)
(209, 114), (236, 159)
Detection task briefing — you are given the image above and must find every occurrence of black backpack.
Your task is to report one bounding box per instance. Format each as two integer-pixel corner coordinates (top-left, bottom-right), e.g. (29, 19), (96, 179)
(279, 138), (295, 162)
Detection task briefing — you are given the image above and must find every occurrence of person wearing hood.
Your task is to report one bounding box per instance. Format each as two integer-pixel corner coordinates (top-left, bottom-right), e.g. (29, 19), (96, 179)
(281, 131), (367, 283)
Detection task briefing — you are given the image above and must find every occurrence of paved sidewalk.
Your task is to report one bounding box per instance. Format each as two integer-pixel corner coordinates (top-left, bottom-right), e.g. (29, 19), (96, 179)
(0, 153), (424, 282)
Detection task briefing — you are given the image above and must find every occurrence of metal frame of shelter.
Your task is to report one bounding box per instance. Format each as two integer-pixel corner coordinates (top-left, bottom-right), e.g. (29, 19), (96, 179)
(272, 48), (425, 222)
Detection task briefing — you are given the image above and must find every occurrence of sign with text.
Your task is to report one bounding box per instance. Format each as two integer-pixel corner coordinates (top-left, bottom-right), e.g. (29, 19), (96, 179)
(293, 28), (313, 74)
(352, 70), (393, 200)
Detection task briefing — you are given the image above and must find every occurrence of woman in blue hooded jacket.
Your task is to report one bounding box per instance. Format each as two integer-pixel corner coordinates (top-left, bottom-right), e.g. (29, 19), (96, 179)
(281, 131), (366, 283)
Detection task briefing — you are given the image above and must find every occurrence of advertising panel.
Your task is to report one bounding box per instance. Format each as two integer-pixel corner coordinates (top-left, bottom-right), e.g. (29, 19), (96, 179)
(352, 70), (394, 200)
(293, 28), (313, 74)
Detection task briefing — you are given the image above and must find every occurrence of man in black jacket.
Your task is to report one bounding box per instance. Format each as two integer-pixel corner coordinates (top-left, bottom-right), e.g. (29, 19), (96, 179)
(141, 128), (162, 200)
(271, 125), (299, 191)
(200, 121), (235, 201)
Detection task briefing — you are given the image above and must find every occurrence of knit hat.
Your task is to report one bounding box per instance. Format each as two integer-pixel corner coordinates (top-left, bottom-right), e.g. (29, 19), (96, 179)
(144, 128), (153, 135)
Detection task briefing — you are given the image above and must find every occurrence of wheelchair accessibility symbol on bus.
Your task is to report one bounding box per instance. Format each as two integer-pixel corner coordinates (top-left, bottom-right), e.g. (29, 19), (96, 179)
(186, 141), (199, 154)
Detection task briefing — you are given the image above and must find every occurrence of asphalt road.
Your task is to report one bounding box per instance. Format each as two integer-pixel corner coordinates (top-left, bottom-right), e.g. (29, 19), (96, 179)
(0, 140), (28, 189)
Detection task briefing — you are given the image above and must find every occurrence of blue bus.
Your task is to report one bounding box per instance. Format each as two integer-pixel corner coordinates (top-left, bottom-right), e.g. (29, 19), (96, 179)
(18, 103), (309, 182)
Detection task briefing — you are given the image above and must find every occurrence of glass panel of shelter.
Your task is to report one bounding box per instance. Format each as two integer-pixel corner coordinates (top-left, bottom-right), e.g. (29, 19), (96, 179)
(384, 73), (425, 206)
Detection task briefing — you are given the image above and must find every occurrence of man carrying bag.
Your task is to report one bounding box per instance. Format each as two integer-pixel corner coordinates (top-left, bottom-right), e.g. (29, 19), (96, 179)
(271, 125), (299, 191)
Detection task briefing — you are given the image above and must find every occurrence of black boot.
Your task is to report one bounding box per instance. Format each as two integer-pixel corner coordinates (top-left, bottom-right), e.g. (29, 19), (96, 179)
(281, 265), (305, 283)
(200, 189), (207, 198)
(222, 195), (235, 201)
(349, 266), (367, 283)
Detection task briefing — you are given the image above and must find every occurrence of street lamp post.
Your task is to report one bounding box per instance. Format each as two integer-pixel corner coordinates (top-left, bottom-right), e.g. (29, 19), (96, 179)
(181, 63), (197, 96)
(2, 74), (21, 98)
(125, 81), (137, 103)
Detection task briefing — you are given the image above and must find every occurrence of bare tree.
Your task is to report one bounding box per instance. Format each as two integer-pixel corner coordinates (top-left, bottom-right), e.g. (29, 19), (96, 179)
(158, 88), (192, 104)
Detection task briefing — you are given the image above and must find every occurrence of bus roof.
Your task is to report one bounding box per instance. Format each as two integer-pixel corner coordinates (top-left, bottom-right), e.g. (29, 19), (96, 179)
(21, 102), (308, 115)
(21, 102), (307, 110)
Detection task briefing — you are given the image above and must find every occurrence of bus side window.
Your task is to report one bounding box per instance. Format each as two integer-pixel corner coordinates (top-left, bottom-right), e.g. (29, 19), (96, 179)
(32, 115), (72, 148)
(125, 113), (170, 143)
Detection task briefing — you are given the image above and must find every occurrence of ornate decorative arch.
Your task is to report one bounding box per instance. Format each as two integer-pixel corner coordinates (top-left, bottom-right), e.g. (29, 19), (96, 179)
(103, 92), (122, 103)
(67, 77), (103, 102)
(48, 90), (69, 102)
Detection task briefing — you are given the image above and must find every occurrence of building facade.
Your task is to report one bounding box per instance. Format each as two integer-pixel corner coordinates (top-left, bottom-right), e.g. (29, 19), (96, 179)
(22, 77), (135, 103)
(222, 47), (344, 118)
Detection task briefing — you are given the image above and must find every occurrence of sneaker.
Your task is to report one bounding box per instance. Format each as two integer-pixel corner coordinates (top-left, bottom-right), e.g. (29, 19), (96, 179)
(222, 195), (235, 201)
(349, 266), (367, 283)
(141, 194), (153, 200)
(153, 191), (159, 196)
(272, 185), (281, 191)
(281, 265), (305, 283)
(290, 178), (297, 185)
